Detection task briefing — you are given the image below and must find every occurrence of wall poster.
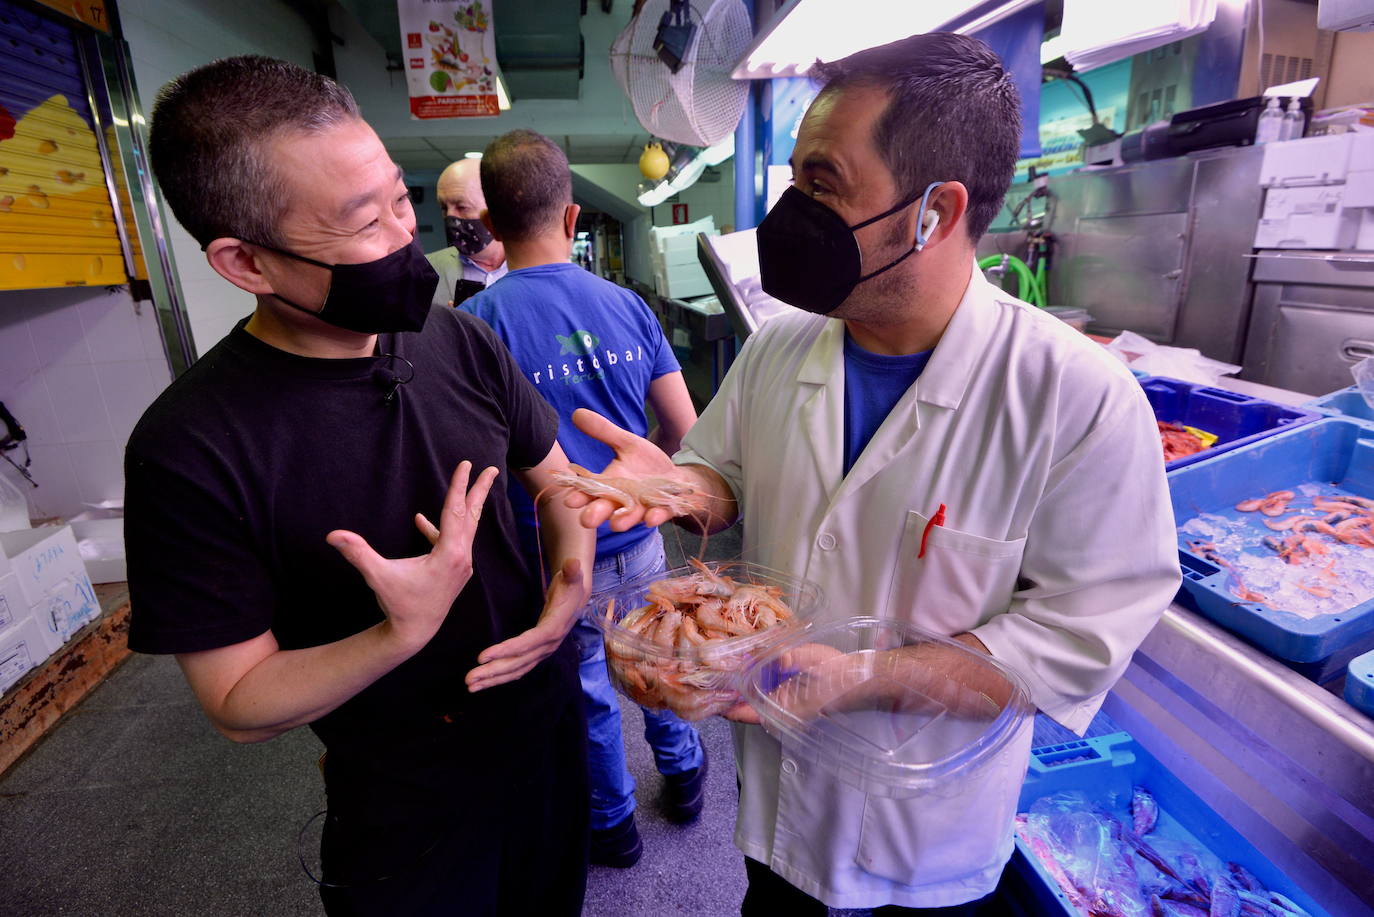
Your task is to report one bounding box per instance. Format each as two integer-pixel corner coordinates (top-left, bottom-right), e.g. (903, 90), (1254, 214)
(398, 0), (502, 120)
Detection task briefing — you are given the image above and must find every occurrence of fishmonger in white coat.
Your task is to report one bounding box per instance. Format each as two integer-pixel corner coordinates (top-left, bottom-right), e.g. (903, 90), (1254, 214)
(565, 32), (1181, 915)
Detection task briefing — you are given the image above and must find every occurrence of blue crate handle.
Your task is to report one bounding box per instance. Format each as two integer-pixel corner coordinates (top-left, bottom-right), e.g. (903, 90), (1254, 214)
(1029, 732), (1133, 776)
(1196, 386), (1252, 404)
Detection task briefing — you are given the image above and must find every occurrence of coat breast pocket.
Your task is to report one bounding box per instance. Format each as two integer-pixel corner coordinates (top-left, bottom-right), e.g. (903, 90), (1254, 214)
(884, 511), (1026, 634)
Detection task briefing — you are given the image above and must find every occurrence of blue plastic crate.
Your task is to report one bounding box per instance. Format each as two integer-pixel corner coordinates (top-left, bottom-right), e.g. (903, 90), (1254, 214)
(1305, 385), (1374, 424)
(1169, 418), (1374, 682)
(1012, 732), (1327, 917)
(1346, 649), (1374, 718)
(1140, 375), (1321, 471)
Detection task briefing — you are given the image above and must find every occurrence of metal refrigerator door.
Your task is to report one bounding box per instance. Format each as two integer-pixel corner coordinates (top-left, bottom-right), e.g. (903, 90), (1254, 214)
(1061, 212), (1189, 342)
(1243, 252), (1374, 396)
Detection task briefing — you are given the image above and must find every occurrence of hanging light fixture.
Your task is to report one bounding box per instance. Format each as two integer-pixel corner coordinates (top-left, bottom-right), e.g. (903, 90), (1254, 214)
(731, 0), (1042, 79)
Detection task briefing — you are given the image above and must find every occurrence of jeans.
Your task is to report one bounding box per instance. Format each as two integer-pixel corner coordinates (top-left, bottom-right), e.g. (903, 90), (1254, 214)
(572, 530), (704, 831)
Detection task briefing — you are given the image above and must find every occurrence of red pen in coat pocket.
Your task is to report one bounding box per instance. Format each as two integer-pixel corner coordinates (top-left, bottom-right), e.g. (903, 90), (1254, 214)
(918, 503), (946, 559)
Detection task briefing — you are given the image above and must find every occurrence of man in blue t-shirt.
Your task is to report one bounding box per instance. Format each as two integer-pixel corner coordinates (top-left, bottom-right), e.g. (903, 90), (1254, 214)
(460, 130), (704, 868)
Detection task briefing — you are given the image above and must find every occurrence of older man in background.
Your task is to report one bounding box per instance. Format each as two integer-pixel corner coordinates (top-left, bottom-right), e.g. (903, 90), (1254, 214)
(428, 158), (508, 308)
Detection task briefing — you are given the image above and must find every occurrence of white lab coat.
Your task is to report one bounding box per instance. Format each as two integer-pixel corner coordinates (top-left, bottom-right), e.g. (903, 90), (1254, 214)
(675, 264), (1181, 909)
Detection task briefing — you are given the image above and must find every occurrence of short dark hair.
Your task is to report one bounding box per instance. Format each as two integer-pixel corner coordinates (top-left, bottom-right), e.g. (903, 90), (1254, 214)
(149, 55), (360, 248)
(812, 33), (1020, 241)
(480, 130), (572, 242)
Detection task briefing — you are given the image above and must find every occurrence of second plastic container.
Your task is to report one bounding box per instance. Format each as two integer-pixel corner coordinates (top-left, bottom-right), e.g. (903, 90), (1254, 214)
(740, 617), (1036, 889)
(741, 617), (1034, 797)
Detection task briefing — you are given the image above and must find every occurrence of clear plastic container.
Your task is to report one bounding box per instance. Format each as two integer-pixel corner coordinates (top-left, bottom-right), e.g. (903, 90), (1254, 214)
(588, 561), (824, 721)
(742, 617), (1034, 799)
(1043, 306), (1092, 333)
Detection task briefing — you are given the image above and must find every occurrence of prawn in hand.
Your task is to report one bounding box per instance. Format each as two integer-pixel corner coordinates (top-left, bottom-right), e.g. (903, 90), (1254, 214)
(559, 409), (738, 534)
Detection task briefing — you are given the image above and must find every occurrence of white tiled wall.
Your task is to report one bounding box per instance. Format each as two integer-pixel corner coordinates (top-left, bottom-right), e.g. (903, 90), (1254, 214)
(0, 286), (170, 522)
(118, 0), (317, 353)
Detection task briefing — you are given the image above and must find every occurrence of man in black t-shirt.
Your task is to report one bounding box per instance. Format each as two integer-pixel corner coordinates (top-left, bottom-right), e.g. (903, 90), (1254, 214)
(125, 57), (595, 916)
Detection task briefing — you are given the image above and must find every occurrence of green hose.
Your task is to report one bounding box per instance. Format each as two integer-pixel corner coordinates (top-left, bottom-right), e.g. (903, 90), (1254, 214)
(978, 254), (1043, 307)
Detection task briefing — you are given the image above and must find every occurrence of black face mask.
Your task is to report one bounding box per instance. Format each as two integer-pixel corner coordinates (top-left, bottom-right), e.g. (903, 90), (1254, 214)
(444, 216), (494, 256)
(253, 237), (439, 334)
(756, 181), (943, 315)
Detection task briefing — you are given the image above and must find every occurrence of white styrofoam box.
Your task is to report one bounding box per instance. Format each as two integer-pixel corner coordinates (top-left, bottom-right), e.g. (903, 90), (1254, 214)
(656, 262), (714, 299)
(1255, 186), (1362, 248)
(677, 296), (724, 316)
(1358, 209), (1374, 251)
(658, 240), (704, 268)
(0, 526), (100, 642)
(0, 573), (28, 641)
(30, 572), (101, 649)
(664, 260), (709, 281)
(659, 233), (702, 255)
(650, 217), (716, 246)
(71, 517), (126, 585)
(0, 526), (86, 605)
(0, 615), (49, 696)
(1346, 164), (1374, 209)
(1259, 133), (1359, 187)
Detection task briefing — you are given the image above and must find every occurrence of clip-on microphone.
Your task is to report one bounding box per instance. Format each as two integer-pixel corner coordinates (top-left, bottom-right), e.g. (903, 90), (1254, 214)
(373, 353), (416, 405)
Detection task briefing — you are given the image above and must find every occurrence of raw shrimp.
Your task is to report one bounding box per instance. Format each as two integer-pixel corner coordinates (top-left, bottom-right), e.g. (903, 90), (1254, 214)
(598, 563), (800, 720)
(1159, 422), (1209, 463)
(549, 463), (719, 517)
(1235, 491), (1295, 516)
(725, 583), (793, 628)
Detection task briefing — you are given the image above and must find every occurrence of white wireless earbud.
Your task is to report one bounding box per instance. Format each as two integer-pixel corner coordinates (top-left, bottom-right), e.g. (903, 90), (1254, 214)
(916, 209), (940, 251)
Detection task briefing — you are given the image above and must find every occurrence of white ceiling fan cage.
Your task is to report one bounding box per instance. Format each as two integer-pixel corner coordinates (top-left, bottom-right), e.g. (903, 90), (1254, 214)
(610, 0), (753, 148)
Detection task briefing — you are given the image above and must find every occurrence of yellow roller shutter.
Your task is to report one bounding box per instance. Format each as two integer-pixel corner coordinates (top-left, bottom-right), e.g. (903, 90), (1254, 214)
(0, 0), (127, 289)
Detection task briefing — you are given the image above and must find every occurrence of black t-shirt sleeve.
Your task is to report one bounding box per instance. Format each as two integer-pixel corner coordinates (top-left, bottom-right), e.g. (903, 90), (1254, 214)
(125, 446), (277, 655)
(458, 311), (558, 470)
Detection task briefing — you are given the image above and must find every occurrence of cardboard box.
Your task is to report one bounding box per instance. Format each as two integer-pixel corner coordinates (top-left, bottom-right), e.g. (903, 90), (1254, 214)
(0, 615), (49, 696)
(0, 526), (100, 646)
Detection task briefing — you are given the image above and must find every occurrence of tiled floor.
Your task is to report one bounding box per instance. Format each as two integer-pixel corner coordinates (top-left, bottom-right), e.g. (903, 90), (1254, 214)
(0, 526), (752, 917)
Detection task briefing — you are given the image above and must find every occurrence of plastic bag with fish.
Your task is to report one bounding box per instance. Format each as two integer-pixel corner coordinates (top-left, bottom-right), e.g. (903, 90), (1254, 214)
(1025, 792), (1151, 917)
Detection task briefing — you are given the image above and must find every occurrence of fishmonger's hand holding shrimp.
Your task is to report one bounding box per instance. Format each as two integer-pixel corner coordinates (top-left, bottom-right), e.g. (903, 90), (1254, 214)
(560, 407), (738, 534)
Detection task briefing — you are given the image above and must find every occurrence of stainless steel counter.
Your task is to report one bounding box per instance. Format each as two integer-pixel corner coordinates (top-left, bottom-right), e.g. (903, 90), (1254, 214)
(1103, 603), (1374, 916)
